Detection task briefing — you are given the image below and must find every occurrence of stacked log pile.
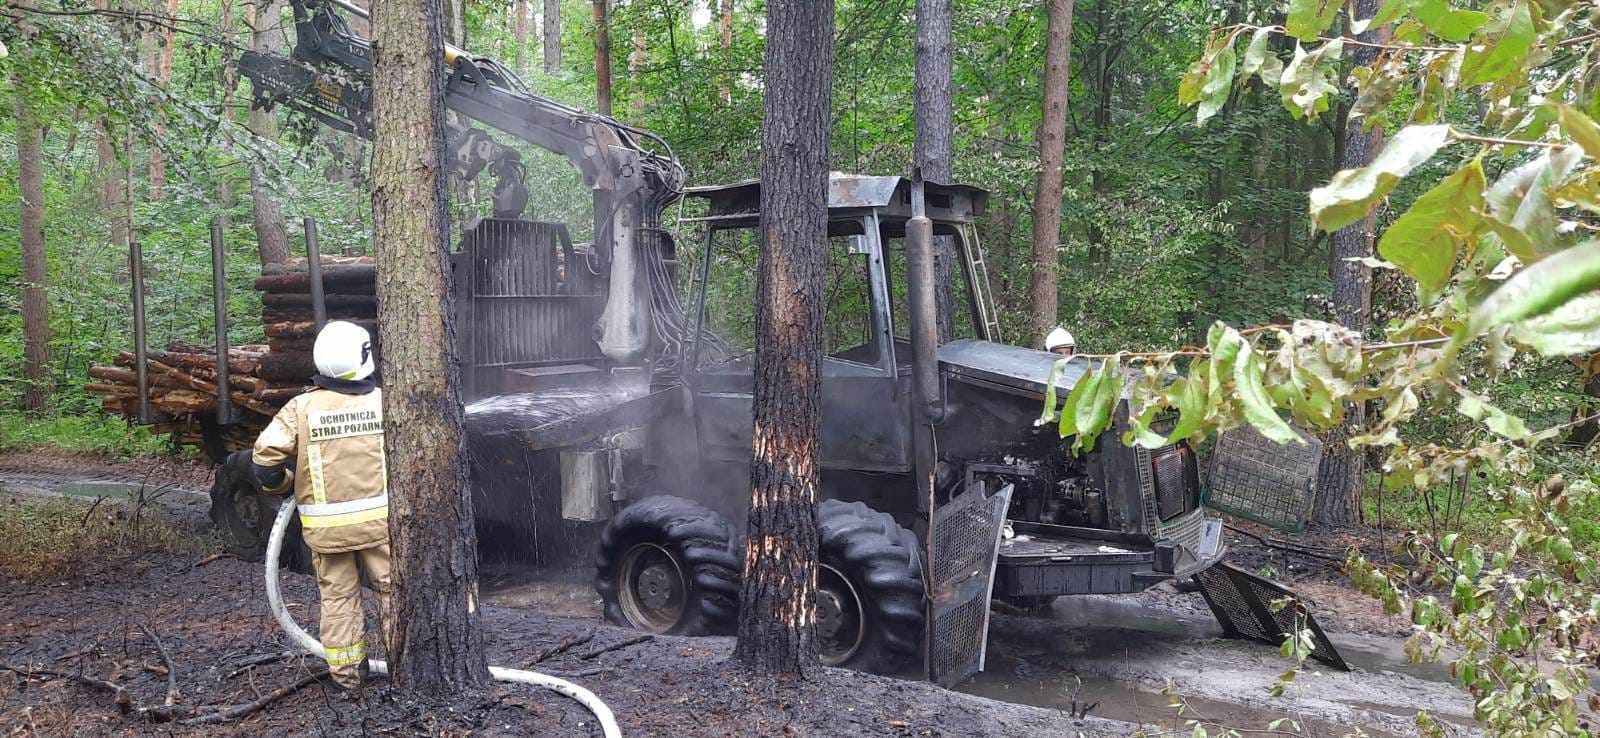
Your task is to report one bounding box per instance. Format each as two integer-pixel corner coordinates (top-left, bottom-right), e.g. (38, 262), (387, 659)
(85, 257), (379, 455)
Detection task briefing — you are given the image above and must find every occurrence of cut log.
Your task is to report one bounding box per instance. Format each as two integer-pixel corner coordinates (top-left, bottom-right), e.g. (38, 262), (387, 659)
(88, 366), (139, 384)
(252, 265), (376, 294)
(83, 383), (136, 396)
(256, 352), (318, 382)
(261, 293), (378, 310)
(261, 256), (374, 275)
(255, 386), (312, 403)
(264, 320), (377, 339)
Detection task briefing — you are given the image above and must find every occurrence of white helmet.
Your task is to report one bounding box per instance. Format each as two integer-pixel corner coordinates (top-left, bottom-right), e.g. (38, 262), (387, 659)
(313, 321), (376, 381)
(1045, 326), (1076, 352)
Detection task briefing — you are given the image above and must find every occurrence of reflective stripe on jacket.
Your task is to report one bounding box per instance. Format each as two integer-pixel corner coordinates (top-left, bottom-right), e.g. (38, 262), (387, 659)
(252, 387), (389, 553)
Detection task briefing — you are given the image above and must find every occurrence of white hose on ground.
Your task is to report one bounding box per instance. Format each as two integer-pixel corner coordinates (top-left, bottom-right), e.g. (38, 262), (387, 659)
(264, 496), (622, 738)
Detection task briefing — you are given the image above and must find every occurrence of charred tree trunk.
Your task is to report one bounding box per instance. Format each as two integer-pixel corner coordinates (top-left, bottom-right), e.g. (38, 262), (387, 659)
(734, 0), (833, 677)
(915, 0), (955, 341)
(543, 0), (561, 73)
(513, 0), (529, 74)
(370, 0), (488, 693)
(1316, 0), (1386, 527)
(1027, 0), (1075, 347)
(249, 0), (291, 266)
(718, 0), (733, 104)
(17, 71), (51, 412)
(593, 0), (612, 116)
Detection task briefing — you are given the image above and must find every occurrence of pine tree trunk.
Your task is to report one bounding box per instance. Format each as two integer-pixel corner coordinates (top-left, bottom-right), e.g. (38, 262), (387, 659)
(95, 0), (130, 257)
(1027, 0), (1074, 347)
(17, 71), (51, 413)
(146, 0), (179, 200)
(1316, 0), (1387, 527)
(718, 0), (733, 104)
(249, 0), (291, 266)
(629, 26), (646, 116)
(442, 0), (464, 46)
(914, 0), (955, 341)
(370, 0), (489, 693)
(734, 0), (833, 677)
(593, 0), (612, 116)
(218, 0), (238, 231)
(543, 0), (561, 74)
(513, 0), (529, 74)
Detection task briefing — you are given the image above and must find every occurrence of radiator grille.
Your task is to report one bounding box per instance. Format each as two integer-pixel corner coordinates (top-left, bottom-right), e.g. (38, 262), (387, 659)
(1152, 445), (1197, 521)
(460, 219), (606, 371)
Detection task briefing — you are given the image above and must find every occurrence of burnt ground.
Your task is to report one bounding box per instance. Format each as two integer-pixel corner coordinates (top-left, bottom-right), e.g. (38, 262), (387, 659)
(0, 453), (1479, 737)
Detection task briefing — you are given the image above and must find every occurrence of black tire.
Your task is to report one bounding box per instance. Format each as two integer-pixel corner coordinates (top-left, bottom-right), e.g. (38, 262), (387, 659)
(595, 495), (740, 636)
(816, 499), (925, 676)
(207, 451), (311, 574)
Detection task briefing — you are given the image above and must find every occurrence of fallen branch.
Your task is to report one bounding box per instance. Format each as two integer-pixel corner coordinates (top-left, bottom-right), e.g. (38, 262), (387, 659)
(0, 663), (187, 721)
(137, 623), (179, 708)
(179, 669), (330, 726)
(1223, 523), (1344, 563)
(576, 634), (653, 661)
(531, 629), (595, 664)
(223, 650), (297, 679)
(192, 552), (232, 568)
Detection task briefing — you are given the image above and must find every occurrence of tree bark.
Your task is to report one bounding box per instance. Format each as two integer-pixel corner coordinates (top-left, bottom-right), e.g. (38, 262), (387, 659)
(370, 0), (488, 693)
(442, 0), (464, 46)
(1027, 0), (1075, 347)
(718, 0), (733, 104)
(1316, 0), (1387, 527)
(17, 70), (51, 413)
(914, 0), (955, 341)
(629, 26), (646, 116)
(734, 0), (833, 677)
(513, 0), (529, 74)
(145, 0), (179, 200)
(543, 0), (561, 74)
(249, 0), (291, 266)
(95, 0), (130, 257)
(218, 0), (238, 232)
(593, 0), (612, 116)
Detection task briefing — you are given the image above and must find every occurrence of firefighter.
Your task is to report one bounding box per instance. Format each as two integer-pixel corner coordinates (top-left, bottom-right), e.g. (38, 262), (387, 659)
(252, 320), (390, 694)
(1045, 326), (1076, 358)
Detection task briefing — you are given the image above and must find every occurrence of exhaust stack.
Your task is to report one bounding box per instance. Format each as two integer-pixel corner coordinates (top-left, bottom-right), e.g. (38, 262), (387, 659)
(906, 173), (944, 424)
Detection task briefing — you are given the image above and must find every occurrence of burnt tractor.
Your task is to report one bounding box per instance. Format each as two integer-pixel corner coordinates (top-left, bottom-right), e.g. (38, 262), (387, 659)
(204, 0), (1342, 687)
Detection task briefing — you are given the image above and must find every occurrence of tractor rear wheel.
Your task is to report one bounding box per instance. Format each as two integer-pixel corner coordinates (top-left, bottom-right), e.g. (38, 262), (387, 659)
(208, 450), (311, 574)
(816, 499), (924, 675)
(596, 495), (740, 636)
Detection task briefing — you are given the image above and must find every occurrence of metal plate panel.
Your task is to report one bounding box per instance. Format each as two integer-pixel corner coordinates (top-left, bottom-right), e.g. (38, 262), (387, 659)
(927, 479), (1013, 687)
(1206, 425), (1321, 533)
(1195, 562), (1347, 670)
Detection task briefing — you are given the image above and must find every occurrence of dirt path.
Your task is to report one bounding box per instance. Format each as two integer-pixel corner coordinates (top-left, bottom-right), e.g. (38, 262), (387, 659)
(0, 459), (1476, 736)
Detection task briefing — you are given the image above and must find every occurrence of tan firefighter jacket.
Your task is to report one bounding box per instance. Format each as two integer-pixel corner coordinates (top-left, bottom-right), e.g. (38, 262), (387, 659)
(252, 387), (388, 553)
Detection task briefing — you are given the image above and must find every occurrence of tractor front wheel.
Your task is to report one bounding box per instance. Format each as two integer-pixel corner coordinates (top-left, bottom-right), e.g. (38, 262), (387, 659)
(816, 499), (925, 675)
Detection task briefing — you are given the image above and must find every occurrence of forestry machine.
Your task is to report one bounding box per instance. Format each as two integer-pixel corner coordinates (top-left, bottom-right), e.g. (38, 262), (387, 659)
(221, 0), (1343, 688)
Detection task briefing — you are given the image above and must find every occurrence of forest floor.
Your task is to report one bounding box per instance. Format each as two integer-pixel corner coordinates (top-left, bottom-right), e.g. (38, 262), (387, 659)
(0, 452), (1478, 737)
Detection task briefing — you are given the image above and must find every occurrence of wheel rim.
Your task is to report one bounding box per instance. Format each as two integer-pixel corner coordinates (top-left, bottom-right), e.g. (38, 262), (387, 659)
(233, 485), (261, 532)
(816, 564), (865, 666)
(617, 543), (689, 633)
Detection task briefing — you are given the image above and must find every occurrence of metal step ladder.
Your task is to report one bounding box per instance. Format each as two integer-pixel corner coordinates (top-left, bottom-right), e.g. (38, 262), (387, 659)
(959, 225), (1003, 342)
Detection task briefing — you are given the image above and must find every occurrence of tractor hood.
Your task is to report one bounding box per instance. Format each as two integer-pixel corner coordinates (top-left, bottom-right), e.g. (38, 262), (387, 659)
(937, 339), (1094, 400)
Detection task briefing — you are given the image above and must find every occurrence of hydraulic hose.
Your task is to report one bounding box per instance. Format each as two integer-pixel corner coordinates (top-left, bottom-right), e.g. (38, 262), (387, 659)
(264, 497), (621, 738)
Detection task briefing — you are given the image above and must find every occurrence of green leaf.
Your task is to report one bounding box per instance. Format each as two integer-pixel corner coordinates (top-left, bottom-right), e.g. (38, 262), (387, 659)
(1482, 146), (1584, 261)
(1073, 357), (1122, 453)
(1509, 291), (1600, 356)
(1371, 0), (1412, 26)
(1279, 41), (1344, 120)
(1411, 0), (1488, 42)
(1181, 33), (1235, 108)
(1234, 343), (1301, 444)
(1240, 27), (1284, 86)
(1287, 0), (1343, 40)
(1038, 358), (1068, 424)
(1558, 105), (1600, 159)
(1460, 240), (1600, 345)
(1310, 124), (1452, 232)
(1057, 363), (1098, 439)
(1377, 156), (1486, 300)
(1459, 0), (1536, 85)
(1197, 45), (1238, 125)
(1457, 389), (1530, 440)
(1207, 322), (1245, 410)
(1154, 371), (1208, 447)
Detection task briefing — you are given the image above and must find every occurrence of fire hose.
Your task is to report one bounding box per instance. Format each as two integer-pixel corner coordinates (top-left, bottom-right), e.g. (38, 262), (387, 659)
(263, 497), (622, 738)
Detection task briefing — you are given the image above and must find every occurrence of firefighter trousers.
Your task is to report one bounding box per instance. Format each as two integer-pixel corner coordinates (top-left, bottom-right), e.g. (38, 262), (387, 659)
(311, 543), (392, 689)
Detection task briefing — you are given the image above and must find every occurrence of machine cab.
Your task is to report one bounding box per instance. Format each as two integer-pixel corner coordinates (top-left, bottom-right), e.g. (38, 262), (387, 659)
(679, 174), (995, 483)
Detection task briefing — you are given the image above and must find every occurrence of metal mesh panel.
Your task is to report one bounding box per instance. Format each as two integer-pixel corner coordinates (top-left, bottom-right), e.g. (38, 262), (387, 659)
(463, 219), (606, 369)
(927, 479), (1013, 687)
(1196, 562), (1347, 670)
(1206, 425), (1322, 532)
(933, 497), (1003, 585)
(929, 596), (988, 682)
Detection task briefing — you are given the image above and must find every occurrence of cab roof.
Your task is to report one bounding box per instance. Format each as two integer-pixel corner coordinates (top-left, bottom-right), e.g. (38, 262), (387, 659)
(684, 173), (987, 229)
